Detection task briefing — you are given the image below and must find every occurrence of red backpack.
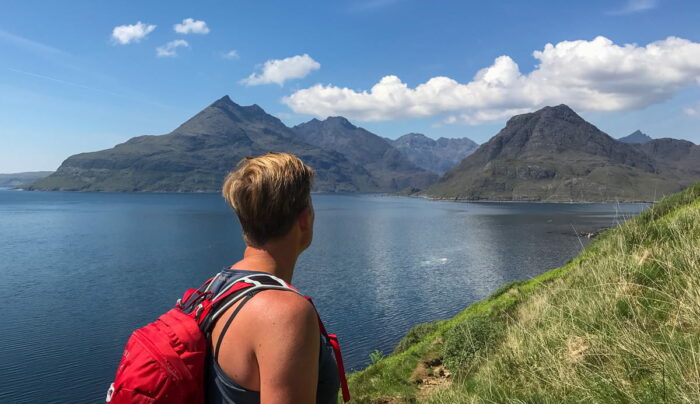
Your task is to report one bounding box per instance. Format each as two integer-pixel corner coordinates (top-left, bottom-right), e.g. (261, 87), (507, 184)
(105, 273), (350, 403)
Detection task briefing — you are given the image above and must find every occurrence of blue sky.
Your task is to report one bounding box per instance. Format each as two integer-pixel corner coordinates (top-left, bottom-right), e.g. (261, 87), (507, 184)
(1, 0), (700, 172)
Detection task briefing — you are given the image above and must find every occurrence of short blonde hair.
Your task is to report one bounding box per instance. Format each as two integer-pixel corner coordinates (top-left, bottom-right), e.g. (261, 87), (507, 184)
(222, 152), (314, 247)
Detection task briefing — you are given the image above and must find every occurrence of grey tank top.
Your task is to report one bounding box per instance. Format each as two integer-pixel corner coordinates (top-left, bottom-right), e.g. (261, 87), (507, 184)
(205, 269), (340, 404)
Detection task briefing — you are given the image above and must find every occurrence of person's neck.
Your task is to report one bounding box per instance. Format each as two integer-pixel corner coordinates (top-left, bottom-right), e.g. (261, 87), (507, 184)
(230, 244), (298, 284)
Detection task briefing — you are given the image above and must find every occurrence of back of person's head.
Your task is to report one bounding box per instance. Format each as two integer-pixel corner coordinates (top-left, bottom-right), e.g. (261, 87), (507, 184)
(222, 152), (315, 247)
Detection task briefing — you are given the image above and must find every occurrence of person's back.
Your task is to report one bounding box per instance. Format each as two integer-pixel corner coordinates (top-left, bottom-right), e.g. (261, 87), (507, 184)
(205, 153), (345, 404)
(205, 269), (340, 403)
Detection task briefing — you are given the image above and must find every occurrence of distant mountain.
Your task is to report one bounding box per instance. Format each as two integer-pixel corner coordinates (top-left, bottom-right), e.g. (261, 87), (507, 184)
(30, 96), (376, 192)
(386, 133), (478, 175)
(619, 130), (652, 144)
(638, 138), (700, 182)
(0, 171), (53, 188)
(292, 117), (438, 191)
(426, 105), (695, 202)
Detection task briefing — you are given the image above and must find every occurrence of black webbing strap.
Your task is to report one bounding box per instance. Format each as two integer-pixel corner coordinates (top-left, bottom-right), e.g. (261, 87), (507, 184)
(214, 290), (259, 362)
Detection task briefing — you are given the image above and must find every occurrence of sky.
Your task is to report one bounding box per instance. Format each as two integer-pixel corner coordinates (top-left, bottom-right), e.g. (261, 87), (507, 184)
(1, 0), (700, 173)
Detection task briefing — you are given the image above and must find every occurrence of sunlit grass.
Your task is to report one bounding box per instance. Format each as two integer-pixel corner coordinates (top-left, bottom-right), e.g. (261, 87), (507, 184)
(346, 183), (700, 403)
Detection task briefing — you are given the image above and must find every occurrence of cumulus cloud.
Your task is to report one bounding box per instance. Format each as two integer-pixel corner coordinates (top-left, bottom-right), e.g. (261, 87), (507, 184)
(112, 21), (156, 44)
(284, 36), (700, 124)
(241, 54), (320, 86)
(608, 0), (658, 15)
(222, 50), (240, 60)
(174, 18), (210, 34)
(156, 40), (189, 57)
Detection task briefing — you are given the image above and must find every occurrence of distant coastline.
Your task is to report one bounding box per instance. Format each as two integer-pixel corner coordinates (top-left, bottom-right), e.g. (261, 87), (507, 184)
(393, 190), (657, 204)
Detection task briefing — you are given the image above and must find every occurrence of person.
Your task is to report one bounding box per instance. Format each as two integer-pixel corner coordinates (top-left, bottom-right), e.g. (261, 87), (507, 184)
(206, 152), (341, 404)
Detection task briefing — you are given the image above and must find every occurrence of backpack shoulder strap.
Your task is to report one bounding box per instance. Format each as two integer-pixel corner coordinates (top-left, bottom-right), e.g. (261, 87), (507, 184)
(305, 296), (351, 403)
(199, 273), (300, 332)
(213, 290), (260, 362)
(197, 272), (351, 402)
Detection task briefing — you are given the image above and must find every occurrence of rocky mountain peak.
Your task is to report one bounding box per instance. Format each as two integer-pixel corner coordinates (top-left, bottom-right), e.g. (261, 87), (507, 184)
(294, 116), (357, 131)
(619, 130), (653, 144)
(211, 94), (236, 108)
(171, 95), (287, 137)
(504, 104), (575, 130)
(292, 116), (438, 190)
(323, 116), (356, 129)
(394, 133), (435, 147)
(387, 133), (478, 175)
(207, 95), (267, 118)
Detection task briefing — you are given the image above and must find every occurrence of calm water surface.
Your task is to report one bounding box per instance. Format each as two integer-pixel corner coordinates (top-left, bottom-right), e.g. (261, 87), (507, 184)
(0, 190), (647, 403)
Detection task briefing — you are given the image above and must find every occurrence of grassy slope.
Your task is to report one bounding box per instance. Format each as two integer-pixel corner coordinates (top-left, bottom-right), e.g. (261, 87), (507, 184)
(347, 183), (700, 403)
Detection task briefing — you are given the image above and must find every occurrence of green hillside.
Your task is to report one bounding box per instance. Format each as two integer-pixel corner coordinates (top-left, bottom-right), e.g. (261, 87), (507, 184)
(348, 182), (700, 403)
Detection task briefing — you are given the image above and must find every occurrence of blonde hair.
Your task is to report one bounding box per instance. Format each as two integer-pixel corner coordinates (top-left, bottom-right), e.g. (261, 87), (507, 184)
(222, 152), (314, 247)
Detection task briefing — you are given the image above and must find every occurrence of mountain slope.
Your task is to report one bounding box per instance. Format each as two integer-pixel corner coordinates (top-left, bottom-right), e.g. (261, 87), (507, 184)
(30, 96), (375, 192)
(426, 105), (688, 202)
(349, 182), (700, 403)
(618, 130), (653, 144)
(639, 138), (700, 179)
(292, 117), (438, 191)
(386, 133), (478, 175)
(0, 171), (53, 188)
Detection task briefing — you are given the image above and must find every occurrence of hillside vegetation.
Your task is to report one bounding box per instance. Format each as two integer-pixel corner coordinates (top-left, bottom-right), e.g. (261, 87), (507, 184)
(348, 182), (700, 403)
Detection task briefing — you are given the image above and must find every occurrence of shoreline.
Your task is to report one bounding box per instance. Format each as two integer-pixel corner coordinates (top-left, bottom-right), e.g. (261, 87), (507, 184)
(8, 187), (656, 204)
(393, 192), (657, 205)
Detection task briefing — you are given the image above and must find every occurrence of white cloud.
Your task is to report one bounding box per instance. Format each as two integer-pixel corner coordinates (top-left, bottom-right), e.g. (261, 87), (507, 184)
(222, 50), (240, 60)
(112, 21), (156, 45)
(156, 40), (189, 57)
(684, 104), (700, 117)
(608, 0), (658, 15)
(174, 18), (210, 34)
(241, 54), (320, 86)
(284, 36), (700, 124)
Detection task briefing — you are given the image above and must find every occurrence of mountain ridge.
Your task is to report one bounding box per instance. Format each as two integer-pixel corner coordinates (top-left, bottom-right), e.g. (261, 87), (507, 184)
(30, 96), (377, 192)
(619, 130), (652, 144)
(386, 133), (478, 175)
(292, 117), (438, 191)
(0, 171), (53, 188)
(425, 105), (696, 202)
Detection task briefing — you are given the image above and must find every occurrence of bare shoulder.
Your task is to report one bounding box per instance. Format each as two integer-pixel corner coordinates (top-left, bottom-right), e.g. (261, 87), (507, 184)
(245, 289), (317, 328)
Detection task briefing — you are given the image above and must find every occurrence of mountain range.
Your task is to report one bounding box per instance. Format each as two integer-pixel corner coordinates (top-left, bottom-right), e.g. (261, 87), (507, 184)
(30, 96), (444, 193)
(292, 117), (438, 190)
(27, 96), (699, 202)
(425, 105), (699, 202)
(385, 133), (478, 175)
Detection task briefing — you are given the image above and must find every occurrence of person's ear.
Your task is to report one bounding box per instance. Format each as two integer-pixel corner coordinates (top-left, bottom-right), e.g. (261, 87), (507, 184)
(298, 207), (312, 232)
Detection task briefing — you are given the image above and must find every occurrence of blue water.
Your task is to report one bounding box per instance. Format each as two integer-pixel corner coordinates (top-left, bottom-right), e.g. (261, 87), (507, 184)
(0, 189), (646, 403)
